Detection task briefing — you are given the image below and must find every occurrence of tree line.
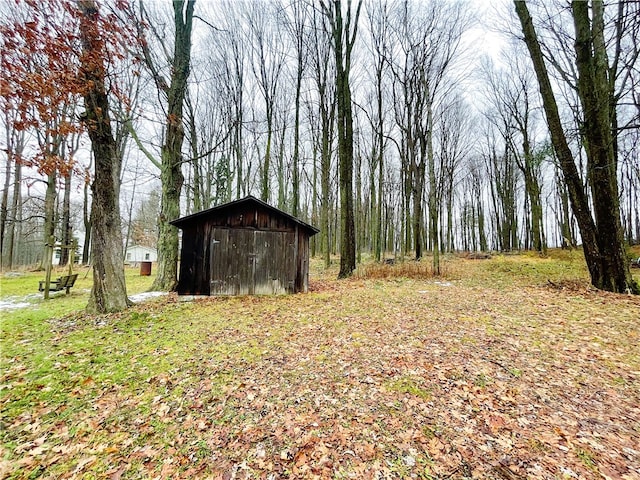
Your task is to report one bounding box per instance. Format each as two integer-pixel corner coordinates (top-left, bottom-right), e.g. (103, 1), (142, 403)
(1, 0), (638, 312)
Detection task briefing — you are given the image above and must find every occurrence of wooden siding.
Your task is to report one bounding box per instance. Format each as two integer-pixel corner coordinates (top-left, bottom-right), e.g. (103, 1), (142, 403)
(177, 223), (211, 295)
(173, 196), (318, 296)
(296, 231), (310, 292)
(208, 228), (296, 295)
(203, 203), (300, 232)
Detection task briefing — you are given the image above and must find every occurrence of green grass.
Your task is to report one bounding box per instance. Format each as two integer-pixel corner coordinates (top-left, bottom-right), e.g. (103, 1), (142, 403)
(0, 267), (158, 377)
(1, 253), (639, 479)
(384, 375), (432, 400)
(0, 265), (155, 305)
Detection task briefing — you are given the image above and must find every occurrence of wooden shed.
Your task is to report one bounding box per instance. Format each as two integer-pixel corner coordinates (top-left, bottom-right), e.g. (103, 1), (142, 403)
(171, 196), (319, 296)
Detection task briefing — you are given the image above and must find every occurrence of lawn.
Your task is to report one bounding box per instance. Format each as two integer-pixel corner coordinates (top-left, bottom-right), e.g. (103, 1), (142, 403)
(1, 252), (639, 479)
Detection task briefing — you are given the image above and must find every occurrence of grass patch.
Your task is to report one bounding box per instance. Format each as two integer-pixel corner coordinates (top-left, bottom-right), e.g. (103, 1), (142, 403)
(355, 255), (453, 280)
(1, 266), (156, 310)
(484, 251), (589, 286)
(473, 373), (491, 388)
(385, 376), (432, 400)
(576, 448), (598, 471)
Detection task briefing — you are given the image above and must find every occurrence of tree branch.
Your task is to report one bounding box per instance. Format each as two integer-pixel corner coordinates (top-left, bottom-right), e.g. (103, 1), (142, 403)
(124, 119), (161, 169)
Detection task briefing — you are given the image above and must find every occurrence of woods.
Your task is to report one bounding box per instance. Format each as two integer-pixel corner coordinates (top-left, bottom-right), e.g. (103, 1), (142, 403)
(1, 1), (640, 477)
(514, 0), (638, 294)
(1, 0), (639, 304)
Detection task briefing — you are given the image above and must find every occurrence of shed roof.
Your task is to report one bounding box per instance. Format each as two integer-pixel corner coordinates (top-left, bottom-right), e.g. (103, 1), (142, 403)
(170, 195), (320, 235)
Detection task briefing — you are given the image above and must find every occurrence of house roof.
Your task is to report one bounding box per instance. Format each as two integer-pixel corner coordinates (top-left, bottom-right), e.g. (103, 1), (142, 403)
(170, 195), (320, 235)
(126, 245), (157, 252)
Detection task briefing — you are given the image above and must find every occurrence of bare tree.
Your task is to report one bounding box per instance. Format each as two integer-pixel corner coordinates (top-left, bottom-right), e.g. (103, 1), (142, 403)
(79, 0), (130, 312)
(140, 0), (195, 291)
(481, 55), (546, 253)
(197, 0), (249, 201)
(320, 0), (362, 278)
(364, 0), (391, 262)
(0, 110), (24, 270)
(282, 0), (310, 216)
(514, 0), (638, 294)
(307, 4), (336, 268)
(387, 0), (470, 272)
(242, 0), (287, 204)
(435, 96), (474, 253)
(480, 124), (519, 251)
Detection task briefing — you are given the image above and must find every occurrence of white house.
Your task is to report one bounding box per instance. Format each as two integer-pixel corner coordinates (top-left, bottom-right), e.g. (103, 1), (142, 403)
(125, 245), (157, 264)
(53, 230), (86, 265)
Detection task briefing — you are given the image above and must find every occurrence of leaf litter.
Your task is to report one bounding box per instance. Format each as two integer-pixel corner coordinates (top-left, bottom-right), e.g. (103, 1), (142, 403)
(1, 258), (639, 479)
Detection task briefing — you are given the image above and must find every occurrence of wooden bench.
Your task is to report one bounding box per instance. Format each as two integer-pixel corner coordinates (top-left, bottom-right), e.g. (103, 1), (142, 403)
(39, 273), (78, 294)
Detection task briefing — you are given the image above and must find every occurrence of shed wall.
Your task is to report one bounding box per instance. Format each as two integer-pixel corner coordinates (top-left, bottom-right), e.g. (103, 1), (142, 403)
(209, 228), (297, 295)
(177, 223), (211, 295)
(175, 203), (314, 296)
(296, 232), (310, 292)
(204, 204), (300, 232)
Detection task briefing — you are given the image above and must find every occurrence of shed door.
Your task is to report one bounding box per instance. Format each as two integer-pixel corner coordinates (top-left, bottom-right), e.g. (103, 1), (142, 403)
(209, 228), (231, 295)
(254, 230), (296, 294)
(209, 228), (296, 295)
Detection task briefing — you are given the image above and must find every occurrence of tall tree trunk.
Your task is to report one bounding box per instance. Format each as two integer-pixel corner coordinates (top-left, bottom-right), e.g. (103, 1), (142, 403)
(311, 142), (318, 258)
(373, 93), (384, 262)
(262, 114), (273, 203)
(320, 111), (332, 269)
(478, 204), (487, 252)
(572, 0), (636, 292)
(402, 153), (411, 258)
(152, 0), (195, 292)
(0, 122), (22, 268)
(426, 100), (439, 274)
(2, 145), (22, 269)
(514, 0), (638, 294)
(325, 0), (361, 278)
(411, 159), (424, 260)
(5, 162), (20, 269)
(79, 0), (130, 313)
(519, 137), (546, 254)
(232, 39), (244, 200)
(277, 116), (286, 210)
(59, 172), (72, 265)
(375, 142), (384, 261)
(310, 21), (334, 269)
(186, 94), (202, 213)
(367, 2), (387, 262)
(39, 170), (57, 270)
(0, 149), (11, 267)
(446, 188), (455, 252)
(82, 172), (91, 265)
(123, 164), (138, 254)
(292, 49), (303, 217)
(355, 145), (363, 264)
